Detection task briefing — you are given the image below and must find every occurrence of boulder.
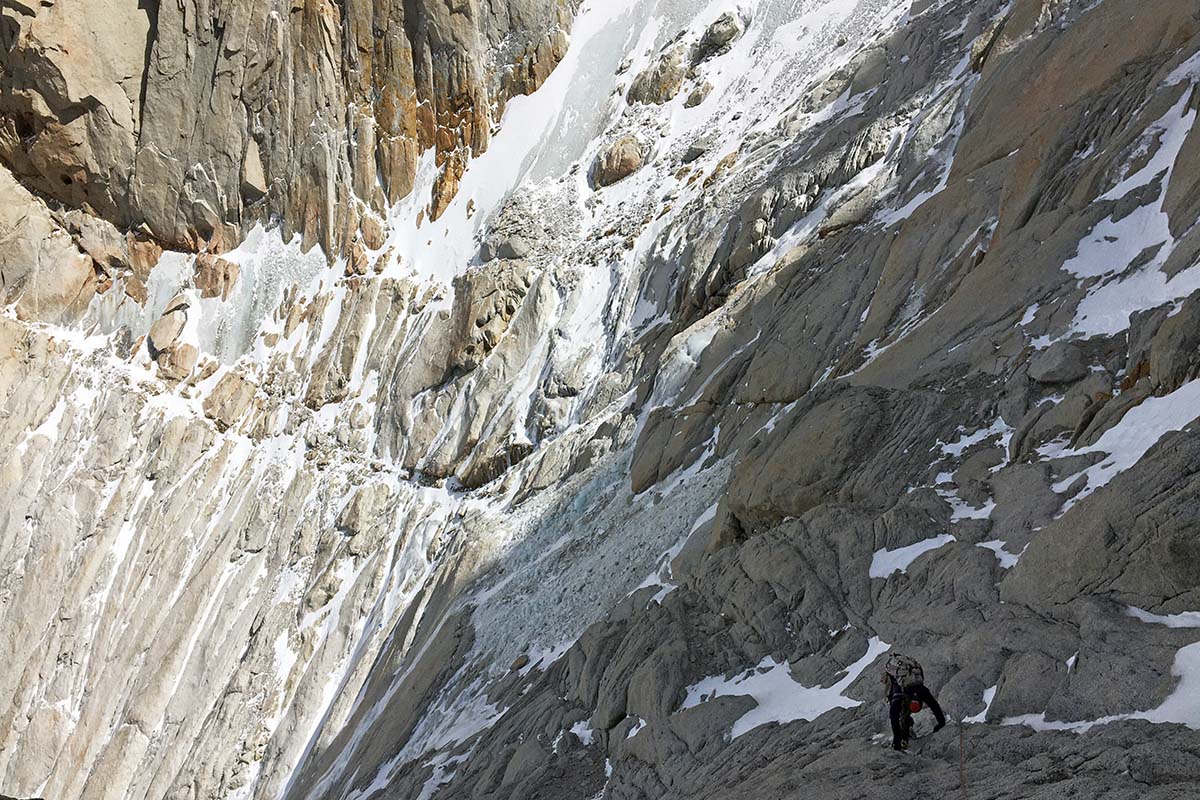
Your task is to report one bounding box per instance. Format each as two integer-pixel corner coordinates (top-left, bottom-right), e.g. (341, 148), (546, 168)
(203, 372), (257, 433)
(593, 136), (645, 188)
(147, 294), (191, 358)
(360, 214), (387, 250)
(156, 343), (199, 381)
(693, 12), (742, 63)
(684, 82), (713, 108)
(480, 234), (533, 262)
(682, 138), (713, 164)
(241, 138), (268, 202)
(147, 292), (199, 380)
(1028, 341), (1087, 384)
(627, 47), (687, 105)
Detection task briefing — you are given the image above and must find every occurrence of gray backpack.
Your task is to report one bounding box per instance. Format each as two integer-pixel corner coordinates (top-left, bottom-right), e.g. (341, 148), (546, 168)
(883, 654), (925, 690)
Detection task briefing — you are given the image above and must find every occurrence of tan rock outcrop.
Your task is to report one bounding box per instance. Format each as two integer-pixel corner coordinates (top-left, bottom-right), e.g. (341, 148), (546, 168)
(338, 483), (394, 555)
(449, 261), (535, 373)
(0, 166), (95, 324)
(0, 0), (576, 259)
(203, 372), (258, 432)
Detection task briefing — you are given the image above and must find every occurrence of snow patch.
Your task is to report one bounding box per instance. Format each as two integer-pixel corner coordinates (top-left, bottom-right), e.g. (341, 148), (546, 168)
(938, 418), (1012, 457)
(570, 718), (595, 746)
(680, 637), (891, 739)
(976, 540), (1020, 569)
(1054, 377), (1200, 508)
(963, 685), (996, 724)
(1005, 611), (1200, 732)
(1126, 606), (1200, 629)
(1065, 91), (1200, 337)
(625, 717), (647, 739)
(869, 534), (955, 578)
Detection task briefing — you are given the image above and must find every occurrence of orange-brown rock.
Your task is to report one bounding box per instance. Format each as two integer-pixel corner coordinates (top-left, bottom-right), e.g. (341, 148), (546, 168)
(360, 214), (387, 250)
(124, 235), (165, 305)
(431, 153), (467, 221)
(194, 254), (241, 300)
(157, 343), (199, 382)
(344, 239), (370, 277)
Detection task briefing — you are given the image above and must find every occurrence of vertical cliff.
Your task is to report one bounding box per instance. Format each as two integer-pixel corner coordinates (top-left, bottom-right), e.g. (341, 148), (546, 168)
(2, 1), (1200, 799)
(0, 0), (572, 267)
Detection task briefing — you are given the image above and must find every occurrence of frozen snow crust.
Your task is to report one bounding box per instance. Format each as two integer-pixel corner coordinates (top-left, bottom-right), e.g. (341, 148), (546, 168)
(3, 0), (1200, 799)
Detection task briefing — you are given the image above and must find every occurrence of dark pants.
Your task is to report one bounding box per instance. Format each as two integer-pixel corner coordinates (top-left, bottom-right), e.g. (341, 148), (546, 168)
(889, 683), (946, 747)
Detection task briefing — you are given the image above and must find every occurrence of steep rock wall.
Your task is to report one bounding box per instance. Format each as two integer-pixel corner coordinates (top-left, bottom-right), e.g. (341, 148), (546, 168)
(2, 1), (1200, 799)
(0, 0), (572, 262)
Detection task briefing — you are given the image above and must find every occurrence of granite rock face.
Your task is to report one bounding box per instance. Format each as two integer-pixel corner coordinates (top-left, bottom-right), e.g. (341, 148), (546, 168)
(0, 0), (574, 259)
(3, 1), (1200, 800)
(0, 166), (96, 323)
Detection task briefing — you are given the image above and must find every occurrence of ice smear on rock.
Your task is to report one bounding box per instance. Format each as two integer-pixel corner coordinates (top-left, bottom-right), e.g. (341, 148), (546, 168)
(86, 224), (327, 362)
(1126, 607), (1200, 629)
(570, 719), (596, 746)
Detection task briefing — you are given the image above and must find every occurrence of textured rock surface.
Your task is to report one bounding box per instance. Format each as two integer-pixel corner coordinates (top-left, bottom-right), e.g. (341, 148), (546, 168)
(0, 167), (95, 323)
(594, 135), (646, 187)
(2, 1), (1200, 799)
(0, 0), (574, 258)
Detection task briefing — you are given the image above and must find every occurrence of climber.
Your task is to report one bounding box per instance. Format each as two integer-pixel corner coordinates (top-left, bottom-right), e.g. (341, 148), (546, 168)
(881, 653), (946, 750)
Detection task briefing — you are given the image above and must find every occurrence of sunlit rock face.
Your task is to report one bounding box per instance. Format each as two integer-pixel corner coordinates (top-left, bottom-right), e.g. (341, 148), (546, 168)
(3, 1), (1200, 799)
(0, 0), (573, 260)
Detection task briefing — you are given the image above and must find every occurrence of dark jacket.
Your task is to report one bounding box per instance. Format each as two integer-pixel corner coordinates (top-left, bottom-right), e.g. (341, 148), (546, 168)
(886, 674), (946, 748)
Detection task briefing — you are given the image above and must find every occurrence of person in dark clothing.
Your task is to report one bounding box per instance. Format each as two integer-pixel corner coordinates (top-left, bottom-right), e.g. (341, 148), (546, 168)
(885, 672), (946, 750)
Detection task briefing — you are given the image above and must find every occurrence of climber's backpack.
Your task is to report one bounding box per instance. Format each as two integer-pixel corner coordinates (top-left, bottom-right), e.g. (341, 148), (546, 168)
(884, 653), (925, 690)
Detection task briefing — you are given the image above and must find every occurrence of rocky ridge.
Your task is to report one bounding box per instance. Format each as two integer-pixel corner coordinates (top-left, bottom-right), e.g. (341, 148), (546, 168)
(2, 1), (1200, 799)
